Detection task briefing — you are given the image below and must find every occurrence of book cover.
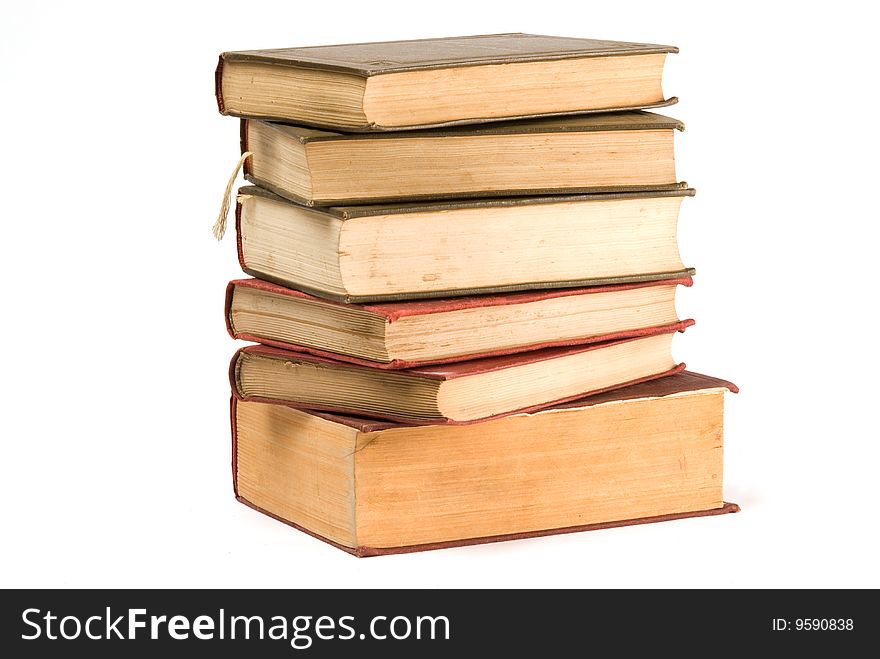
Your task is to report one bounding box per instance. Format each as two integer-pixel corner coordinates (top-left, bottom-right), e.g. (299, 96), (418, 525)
(216, 33), (678, 130)
(229, 330), (688, 425)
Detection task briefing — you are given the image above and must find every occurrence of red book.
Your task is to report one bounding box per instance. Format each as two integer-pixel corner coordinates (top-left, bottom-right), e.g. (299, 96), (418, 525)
(230, 325), (688, 425)
(226, 276), (694, 369)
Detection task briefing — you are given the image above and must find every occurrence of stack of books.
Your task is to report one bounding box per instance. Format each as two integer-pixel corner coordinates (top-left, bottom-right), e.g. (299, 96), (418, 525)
(214, 33), (738, 556)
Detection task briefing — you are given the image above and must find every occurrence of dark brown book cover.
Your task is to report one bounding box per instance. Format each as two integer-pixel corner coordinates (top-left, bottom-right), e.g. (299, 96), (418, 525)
(216, 33), (678, 130)
(229, 329), (688, 425)
(230, 371), (740, 556)
(233, 185), (696, 303)
(226, 276), (694, 369)
(221, 34), (678, 75)
(237, 183), (694, 218)
(250, 110), (685, 143)
(239, 370), (740, 433)
(239, 112), (685, 206)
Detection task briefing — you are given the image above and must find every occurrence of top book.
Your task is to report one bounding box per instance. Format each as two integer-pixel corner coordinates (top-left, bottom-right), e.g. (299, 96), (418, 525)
(215, 33), (677, 132)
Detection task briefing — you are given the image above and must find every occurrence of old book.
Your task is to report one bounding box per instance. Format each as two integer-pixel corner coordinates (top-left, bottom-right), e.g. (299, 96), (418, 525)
(232, 371), (739, 556)
(239, 111), (683, 205)
(226, 277), (694, 369)
(216, 33), (677, 131)
(230, 328), (686, 425)
(235, 186), (694, 303)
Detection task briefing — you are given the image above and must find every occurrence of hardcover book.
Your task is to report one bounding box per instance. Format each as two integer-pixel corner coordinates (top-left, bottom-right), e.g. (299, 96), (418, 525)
(239, 111), (684, 205)
(216, 33), (678, 131)
(232, 372), (739, 556)
(234, 186), (694, 303)
(226, 277), (694, 368)
(230, 328), (688, 425)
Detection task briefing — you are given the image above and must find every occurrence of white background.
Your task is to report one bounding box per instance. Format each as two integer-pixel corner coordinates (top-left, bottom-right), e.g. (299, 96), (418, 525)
(2, 0), (878, 588)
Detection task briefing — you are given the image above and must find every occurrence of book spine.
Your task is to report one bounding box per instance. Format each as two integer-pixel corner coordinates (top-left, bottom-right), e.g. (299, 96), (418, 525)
(229, 348), (243, 400)
(234, 196), (248, 274)
(230, 395), (239, 496)
(224, 280), (237, 341)
(214, 56), (226, 114)
(239, 119), (251, 178)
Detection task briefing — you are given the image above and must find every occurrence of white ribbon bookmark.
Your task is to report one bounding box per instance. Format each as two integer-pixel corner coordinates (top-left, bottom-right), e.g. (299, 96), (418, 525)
(213, 151), (253, 241)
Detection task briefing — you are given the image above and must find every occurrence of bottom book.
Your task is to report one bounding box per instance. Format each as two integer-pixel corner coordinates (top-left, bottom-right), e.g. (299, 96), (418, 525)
(231, 371), (740, 556)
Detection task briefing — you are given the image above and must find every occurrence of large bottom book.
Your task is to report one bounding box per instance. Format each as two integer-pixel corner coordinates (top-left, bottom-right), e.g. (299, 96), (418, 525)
(232, 371), (739, 556)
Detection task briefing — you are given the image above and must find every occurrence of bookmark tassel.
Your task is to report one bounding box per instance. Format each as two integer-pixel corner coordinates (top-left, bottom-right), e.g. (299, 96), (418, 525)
(213, 151), (253, 240)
